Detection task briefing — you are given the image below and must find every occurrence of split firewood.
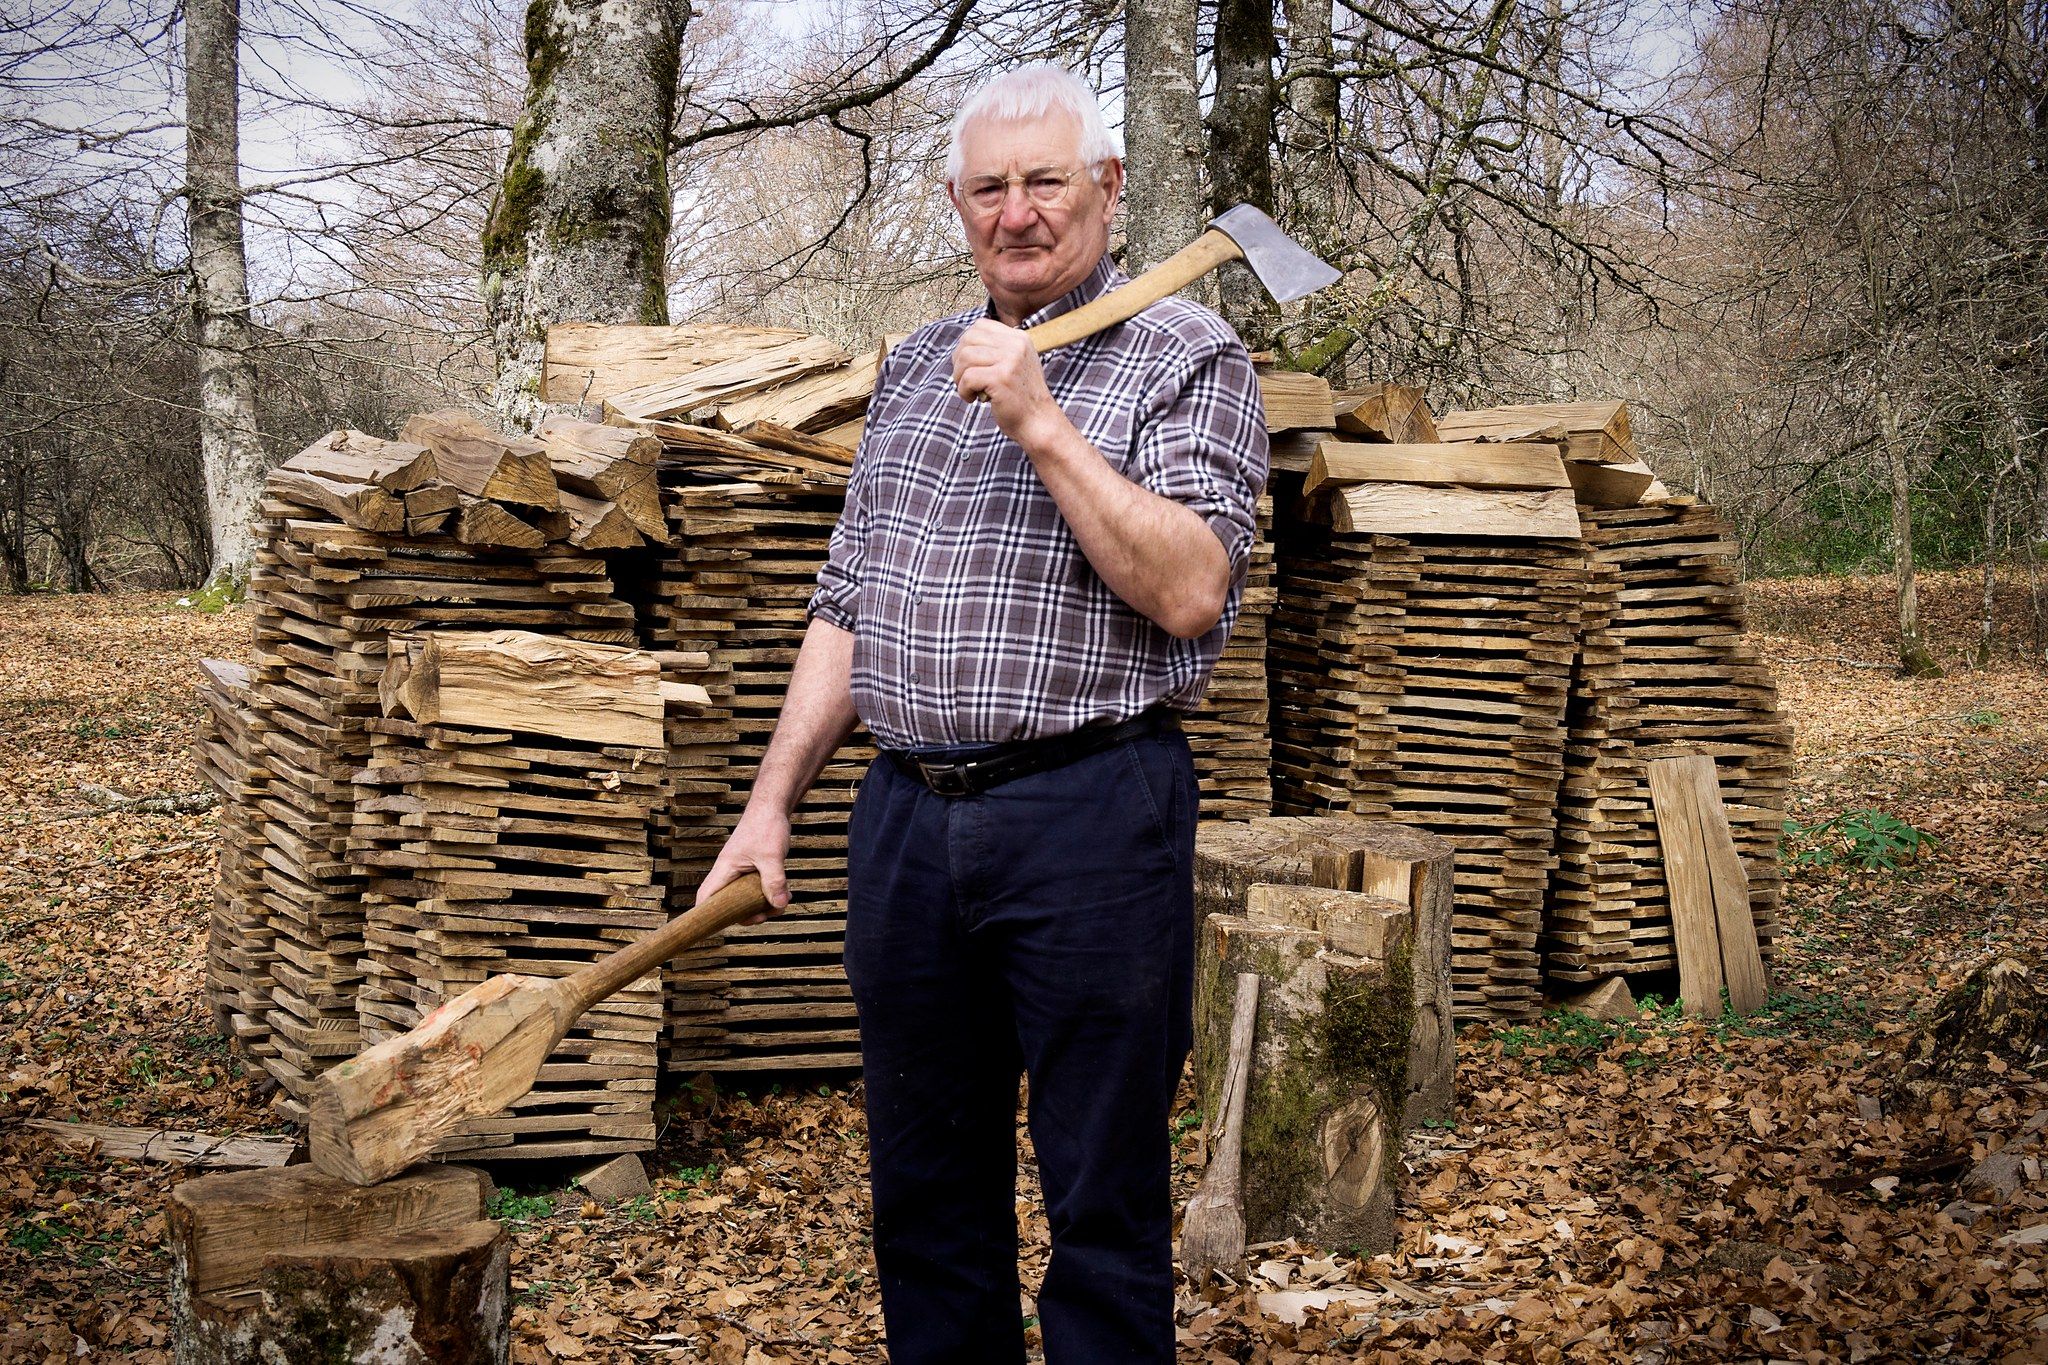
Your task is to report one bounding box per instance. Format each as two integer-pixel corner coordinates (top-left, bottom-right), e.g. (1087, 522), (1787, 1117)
(1305, 439), (1570, 495)
(281, 429), (438, 492)
(401, 409), (560, 511)
(380, 629), (696, 750)
(263, 466), (404, 533)
(1256, 368), (1337, 432)
(535, 415), (667, 541)
(1334, 383), (1438, 444)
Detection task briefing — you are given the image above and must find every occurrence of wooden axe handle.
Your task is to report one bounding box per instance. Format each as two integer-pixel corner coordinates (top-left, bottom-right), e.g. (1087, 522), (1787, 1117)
(565, 873), (769, 1015)
(1025, 229), (1244, 353)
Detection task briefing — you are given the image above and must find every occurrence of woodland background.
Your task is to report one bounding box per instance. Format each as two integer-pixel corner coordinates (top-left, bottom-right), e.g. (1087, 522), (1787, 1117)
(2, 0), (2044, 675)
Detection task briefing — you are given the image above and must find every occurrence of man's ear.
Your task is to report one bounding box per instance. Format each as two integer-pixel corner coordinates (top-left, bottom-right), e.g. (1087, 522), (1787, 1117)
(1099, 158), (1126, 218)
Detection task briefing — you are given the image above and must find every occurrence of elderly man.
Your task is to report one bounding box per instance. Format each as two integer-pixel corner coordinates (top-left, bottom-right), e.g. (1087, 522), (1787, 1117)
(698, 64), (1268, 1363)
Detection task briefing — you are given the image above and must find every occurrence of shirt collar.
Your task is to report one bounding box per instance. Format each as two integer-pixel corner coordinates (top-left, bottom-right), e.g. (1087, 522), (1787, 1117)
(988, 253), (1126, 332)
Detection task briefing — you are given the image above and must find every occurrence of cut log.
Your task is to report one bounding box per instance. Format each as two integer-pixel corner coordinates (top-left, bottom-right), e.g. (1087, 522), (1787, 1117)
(26, 1120), (296, 1170)
(710, 351), (878, 433)
(1181, 972), (1259, 1283)
(1326, 482), (1582, 539)
(400, 410), (560, 511)
(1196, 890), (1411, 1253)
(1305, 439), (1570, 494)
(556, 488), (645, 549)
(1438, 401), (1634, 466)
(1334, 383), (1438, 444)
(1256, 369), (1337, 432)
(281, 430), (437, 493)
(167, 1163), (491, 1307)
(542, 321), (821, 404)
(380, 629), (665, 749)
(169, 1164), (505, 1365)
(449, 495), (548, 549)
(1565, 455), (1657, 508)
(602, 334), (849, 424)
(1195, 816), (1455, 1126)
(1893, 956), (2048, 1109)
(1559, 977), (1637, 1021)
(262, 468), (403, 534)
(535, 416), (667, 541)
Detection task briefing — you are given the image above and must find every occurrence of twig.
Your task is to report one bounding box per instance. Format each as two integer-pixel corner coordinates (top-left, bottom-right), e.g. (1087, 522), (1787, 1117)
(1, 785), (218, 827)
(1778, 655), (1900, 671)
(103, 838), (208, 865)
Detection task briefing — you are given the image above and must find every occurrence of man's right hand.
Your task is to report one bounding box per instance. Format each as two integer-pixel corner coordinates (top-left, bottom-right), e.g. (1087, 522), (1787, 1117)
(697, 805), (793, 922)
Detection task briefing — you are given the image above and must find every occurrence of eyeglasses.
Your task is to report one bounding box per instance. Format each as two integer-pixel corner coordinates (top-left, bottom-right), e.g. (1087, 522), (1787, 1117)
(954, 164), (1100, 217)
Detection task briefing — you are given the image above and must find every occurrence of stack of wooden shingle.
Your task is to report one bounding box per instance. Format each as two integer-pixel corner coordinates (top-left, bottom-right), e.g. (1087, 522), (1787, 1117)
(348, 630), (681, 1162)
(193, 660), (270, 1052)
(224, 423), (646, 1115)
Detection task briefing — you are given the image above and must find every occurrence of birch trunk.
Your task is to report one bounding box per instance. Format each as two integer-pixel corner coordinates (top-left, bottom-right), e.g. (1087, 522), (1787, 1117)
(1208, 0), (1279, 346)
(1122, 0), (1208, 290)
(185, 0), (266, 592)
(484, 0), (685, 432)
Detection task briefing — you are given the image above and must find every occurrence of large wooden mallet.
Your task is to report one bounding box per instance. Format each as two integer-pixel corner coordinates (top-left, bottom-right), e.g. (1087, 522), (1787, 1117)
(309, 874), (770, 1185)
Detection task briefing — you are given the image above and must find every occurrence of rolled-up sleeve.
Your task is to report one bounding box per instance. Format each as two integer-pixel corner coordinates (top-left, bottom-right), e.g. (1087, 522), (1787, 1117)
(807, 451), (870, 631)
(1127, 333), (1269, 584)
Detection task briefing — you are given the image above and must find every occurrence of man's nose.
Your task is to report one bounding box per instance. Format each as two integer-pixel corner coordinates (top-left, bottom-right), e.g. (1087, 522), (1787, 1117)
(995, 184), (1041, 234)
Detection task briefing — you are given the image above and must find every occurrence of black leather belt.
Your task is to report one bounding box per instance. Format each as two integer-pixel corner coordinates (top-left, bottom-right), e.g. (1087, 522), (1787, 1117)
(888, 708), (1179, 797)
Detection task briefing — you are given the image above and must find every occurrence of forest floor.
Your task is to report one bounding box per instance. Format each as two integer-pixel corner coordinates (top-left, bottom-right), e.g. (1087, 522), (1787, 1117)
(0, 569), (2043, 1363)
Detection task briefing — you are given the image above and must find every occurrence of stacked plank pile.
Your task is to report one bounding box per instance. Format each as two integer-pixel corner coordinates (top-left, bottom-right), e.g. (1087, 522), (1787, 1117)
(347, 631), (682, 1162)
(194, 660), (271, 1051)
(1268, 394), (1785, 1018)
(223, 422), (648, 1111)
(1543, 500), (1793, 982)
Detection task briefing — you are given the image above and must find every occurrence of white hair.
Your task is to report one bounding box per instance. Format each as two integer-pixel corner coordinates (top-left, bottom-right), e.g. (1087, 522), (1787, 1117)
(944, 64), (1124, 183)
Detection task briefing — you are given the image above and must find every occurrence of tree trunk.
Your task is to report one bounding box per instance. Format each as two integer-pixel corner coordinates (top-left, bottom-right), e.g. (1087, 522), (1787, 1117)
(1878, 382), (1941, 677)
(1123, 0), (1208, 289)
(1892, 956), (2048, 1112)
(1208, 0), (1279, 346)
(1279, 0), (1350, 380)
(185, 0), (268, 593)
(483, 0), (686, 433)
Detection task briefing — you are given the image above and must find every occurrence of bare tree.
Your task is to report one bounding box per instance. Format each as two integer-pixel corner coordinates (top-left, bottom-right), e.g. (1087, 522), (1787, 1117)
(186, 0), (265, 590)
(1123, 0), (1207, 278)
(483, 0), (688, 431)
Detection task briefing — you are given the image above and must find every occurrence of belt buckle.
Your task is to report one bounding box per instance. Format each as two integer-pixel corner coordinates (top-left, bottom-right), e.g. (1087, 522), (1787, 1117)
(917, 759), (974, 797)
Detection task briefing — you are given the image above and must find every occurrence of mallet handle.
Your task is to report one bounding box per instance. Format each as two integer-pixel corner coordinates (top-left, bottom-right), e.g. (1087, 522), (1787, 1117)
(565, 873), (769, 1015)
(1024, 229), (1244, 353)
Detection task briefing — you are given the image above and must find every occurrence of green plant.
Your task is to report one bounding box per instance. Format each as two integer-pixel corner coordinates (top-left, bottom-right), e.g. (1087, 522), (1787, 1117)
(9, 1220), (71, 1255)
(618, 1195), (658, 1222)
(1784, 809), (1936, 871)
(1963, 707), (2003, 729)
(667, 1162), (720, 1188)
(1497, 1009), (1651, 1073)
(1170, 1109), (1203, 1144)
(487, 1189), (554, 1222)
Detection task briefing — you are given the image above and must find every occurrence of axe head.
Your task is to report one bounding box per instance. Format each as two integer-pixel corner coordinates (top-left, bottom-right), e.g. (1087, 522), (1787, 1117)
(1210, 204), (1341, 303)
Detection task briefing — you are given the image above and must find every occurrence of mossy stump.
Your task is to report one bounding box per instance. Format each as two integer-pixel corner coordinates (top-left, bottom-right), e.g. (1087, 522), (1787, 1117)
(1196, 887), (1412, 1253)
(1195, 816), (1454, 1126)
(168, 1163), (506, 1364)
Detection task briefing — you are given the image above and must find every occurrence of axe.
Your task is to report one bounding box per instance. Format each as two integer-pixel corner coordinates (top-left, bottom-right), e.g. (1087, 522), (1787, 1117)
(1029, 204), (1340, 351)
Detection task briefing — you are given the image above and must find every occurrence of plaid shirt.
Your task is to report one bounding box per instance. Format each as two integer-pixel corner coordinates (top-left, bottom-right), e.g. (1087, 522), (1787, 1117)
(807, 254), (1269, 748)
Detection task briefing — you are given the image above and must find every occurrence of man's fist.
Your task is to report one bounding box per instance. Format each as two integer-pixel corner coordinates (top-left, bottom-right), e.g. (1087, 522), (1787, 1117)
(951, 319), (1065, 448)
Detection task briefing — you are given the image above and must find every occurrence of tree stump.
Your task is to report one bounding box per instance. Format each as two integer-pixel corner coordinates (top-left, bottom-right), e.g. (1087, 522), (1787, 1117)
(168, 1163), (507, 1365)
(1892, 956), (2048, 1110)
(1195, 816), (1455, 1125)
(1197, 883), (1411, 1253)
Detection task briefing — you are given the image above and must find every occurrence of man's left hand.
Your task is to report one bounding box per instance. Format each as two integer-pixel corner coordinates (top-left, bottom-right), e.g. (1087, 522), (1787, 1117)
(952, 319), (1066, 449)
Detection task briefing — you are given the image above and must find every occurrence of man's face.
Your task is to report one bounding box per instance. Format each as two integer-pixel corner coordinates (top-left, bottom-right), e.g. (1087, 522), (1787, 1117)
(949, 111), (1123, 325)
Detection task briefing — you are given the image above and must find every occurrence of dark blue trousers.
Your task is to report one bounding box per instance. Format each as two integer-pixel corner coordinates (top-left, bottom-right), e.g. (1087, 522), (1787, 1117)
(843, 729), (1197, 1365)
